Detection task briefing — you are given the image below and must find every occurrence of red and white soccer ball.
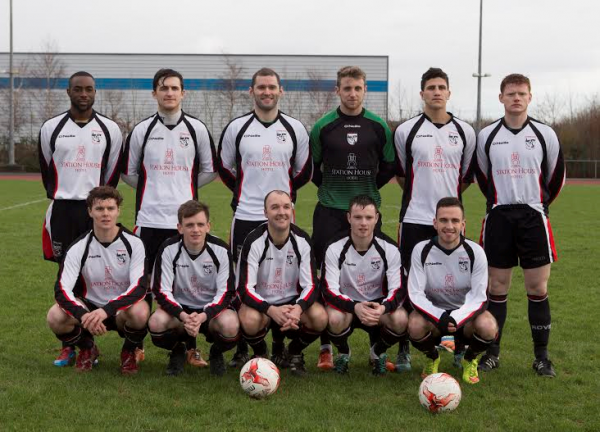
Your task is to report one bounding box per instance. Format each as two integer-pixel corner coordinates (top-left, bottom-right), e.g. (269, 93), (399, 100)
(239, 358), (281, 399)
(419, 373), (462, 413)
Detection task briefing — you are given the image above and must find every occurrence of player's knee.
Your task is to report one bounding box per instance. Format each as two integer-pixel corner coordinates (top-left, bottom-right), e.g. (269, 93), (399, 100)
(148, 309), (171, 333)
(125, 301), (150, 328)
(239, 306), (266, 335)
(408, 311), (428, 339)
(305, 303), (328, 332)
(215, 310), (240, 337)
(387, 307), (409, 333)
(47, 304), (70, 331)
(475, 312), (498, 339)
(326, 308), (350, 333)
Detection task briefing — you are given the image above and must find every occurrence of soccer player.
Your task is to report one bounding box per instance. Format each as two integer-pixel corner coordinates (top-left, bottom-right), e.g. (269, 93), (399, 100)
(407, 197), (497, 385)
(149, 200), (239, 376)
(394, 67), (476, 370)
(237, 190), (327, 377)
(121, 68), (217, 362)
(475, 74), (565, 377)
(310, 66), (396, 369)
(39, 71), (123, 366)
(46, 186), (149, 375)
(217, 67), (311, 367)
(322, 195), (407, 375)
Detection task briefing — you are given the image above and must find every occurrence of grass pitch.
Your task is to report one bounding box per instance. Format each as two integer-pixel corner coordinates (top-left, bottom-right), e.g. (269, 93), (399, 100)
(0, 179), (598, 431)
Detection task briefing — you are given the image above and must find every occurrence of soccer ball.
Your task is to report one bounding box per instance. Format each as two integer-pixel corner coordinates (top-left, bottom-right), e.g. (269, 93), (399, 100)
(239, 358), (280, 399)
(418, 373), (461, 413)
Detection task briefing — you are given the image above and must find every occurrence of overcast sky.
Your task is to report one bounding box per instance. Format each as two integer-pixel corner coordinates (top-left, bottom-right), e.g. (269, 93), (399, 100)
(1, 0), (599, 121)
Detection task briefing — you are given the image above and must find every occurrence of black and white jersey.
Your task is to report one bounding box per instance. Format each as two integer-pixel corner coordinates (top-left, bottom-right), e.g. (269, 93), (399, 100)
(395, 113), (476, 225)
(217, 111), (311, 221)
(123, 112), (216, 229)
(54, 226), (146, 321)
(321, 232), (404, 314)
(475, 117), (565, 215)
(152, 234), (235, 320)
(237, 223), (317, 313)
(409, 236), (487, 328)
(39, 111), (123, 200)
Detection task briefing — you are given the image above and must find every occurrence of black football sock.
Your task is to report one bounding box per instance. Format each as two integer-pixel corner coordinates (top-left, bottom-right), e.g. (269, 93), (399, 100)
(76, 329), (94, 350)
(486, 293), (508, 356)
(122, 325), (148, 352)
(327, 327), (352, 355)
(212, 331), (240, 354)
(410, 332), (440, 360)
(150, 329), (180, 351)
(56, 326), (83, 346)
(464, 332), (494, 361)
(373, 326), (407, 357)
(288, 327), (321, 356)
(528, 294), (551, 360)
(244, 329), (269, 357)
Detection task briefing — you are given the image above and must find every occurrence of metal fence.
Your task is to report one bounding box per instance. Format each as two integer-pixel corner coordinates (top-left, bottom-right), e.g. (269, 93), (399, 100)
(565, 160), (599, 179)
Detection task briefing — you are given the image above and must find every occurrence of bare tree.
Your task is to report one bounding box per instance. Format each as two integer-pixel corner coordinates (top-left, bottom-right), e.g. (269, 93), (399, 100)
(217, 55), (251, 126)
(0, 59), (30, 139)
(28, 41), (67, 123)
(305, 68), (335, 125)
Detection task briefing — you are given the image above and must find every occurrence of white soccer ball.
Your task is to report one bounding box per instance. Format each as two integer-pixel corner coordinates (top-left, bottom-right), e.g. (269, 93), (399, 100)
(418, 373), (462, 413)
(239, 358), (280, 399)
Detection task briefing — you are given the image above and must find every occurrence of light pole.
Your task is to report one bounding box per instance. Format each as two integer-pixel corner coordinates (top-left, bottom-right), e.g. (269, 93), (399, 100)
(472, 0), (490, 131)
(8, 0), (15, 166)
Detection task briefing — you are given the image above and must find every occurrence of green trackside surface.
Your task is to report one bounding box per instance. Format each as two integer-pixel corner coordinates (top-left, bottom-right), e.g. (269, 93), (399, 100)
(0, 180), (598, 432)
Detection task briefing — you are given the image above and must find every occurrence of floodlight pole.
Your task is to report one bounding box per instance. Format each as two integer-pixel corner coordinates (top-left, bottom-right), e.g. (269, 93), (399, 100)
(472, 0), (490, 131)
(8, 0), (15, 166)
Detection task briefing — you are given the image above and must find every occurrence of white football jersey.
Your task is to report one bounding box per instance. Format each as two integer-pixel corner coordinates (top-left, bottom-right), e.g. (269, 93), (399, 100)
(123, 112), (216, 229)
(152, 234), (234, 319)
(395, 113), (475, 225)
(39, 111), (123, 200)
(54, 226), (146, 321)
(218, 111), (311, 221)
(476, 117), (565, 214)
(321, 232), (404, 313)
(408, 237), (487, 327)
(237, 223), (317, 313)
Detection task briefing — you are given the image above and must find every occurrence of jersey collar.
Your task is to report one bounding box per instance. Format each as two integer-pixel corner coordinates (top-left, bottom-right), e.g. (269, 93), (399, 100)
(432, 234), (465, 255)
(422, 112), (454, 129)
(501, 116), (531, 135)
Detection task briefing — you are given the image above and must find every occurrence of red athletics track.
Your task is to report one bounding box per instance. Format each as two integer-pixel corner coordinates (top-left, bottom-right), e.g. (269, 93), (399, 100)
(0, 173), (599, 185)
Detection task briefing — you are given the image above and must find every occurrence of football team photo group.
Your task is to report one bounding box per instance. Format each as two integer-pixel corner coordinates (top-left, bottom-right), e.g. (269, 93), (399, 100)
(38, 63), (565, 399)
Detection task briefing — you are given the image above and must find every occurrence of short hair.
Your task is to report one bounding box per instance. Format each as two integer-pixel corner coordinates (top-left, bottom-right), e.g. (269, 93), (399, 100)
(153, 68), (184, 91)
(68, 71), (95, 89)
(177, 200), (210, 224)
(86, 186), (123, 209)
(263, 190), (291, 209)
(500, 73), (531, 93)
(420, 67), (449, 91)
(251, 68), (281, 87)
(435, 197), (464, 217)
(348, 195), (378, 212)
(336, 66), (367, 87)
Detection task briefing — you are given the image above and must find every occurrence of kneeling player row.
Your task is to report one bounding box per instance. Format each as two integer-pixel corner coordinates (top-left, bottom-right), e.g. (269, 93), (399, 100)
(47, 187), (496, 384)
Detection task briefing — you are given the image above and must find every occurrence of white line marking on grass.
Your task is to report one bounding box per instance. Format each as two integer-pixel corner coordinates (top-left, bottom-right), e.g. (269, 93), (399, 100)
(0, 198), (47, 211)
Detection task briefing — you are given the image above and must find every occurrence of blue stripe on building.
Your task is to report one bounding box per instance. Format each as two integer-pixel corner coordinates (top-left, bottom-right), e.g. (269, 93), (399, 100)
(0, 77), (388, 92)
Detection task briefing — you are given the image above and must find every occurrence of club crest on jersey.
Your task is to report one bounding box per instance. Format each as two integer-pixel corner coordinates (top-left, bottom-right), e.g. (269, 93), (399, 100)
(371, 257), (381, 270)
(262, 145), (272, 161)
(179, 132), (191, 148)
(275, 267), (283, 284)
(458, 257), (469, 273)
(525, 136), (536, 150)
(190, 275), (201, 291)
(164, 148), (174, 165)
(434, 146), (443, 160)
(76, 146), (86, 162)
(203, 263), (213, 274)
(444, 274), (454, 289)
(116, 250), (127, 266)
(347, 133), (358, 145)
(347, 153), (357, 170)
(357, 273), (366, 285)
(286, 252), (294, 266)
(511, 152), (520, 167)
(448, 132), (459, 146)
(276, 130), (288, 144)
(91, 129), (103, 144)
